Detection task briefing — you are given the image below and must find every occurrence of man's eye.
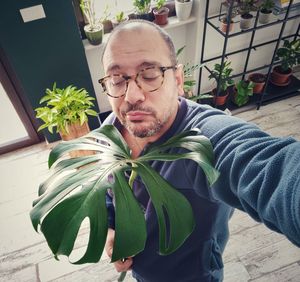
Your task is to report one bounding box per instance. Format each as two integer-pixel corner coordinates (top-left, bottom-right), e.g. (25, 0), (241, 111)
(141, 75), (159, 81)
(110, 77), (125, 86)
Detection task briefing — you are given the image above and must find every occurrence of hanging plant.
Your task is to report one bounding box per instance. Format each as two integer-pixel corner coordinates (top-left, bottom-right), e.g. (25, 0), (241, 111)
(30, 125), (219, 264)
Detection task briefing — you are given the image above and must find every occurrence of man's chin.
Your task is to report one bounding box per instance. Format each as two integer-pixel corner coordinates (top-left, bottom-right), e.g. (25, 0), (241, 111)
(126, 122), (161, 138)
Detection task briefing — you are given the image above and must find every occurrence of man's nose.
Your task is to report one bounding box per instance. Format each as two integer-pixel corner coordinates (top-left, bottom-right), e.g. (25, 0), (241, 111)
(124, 79), (146, 104)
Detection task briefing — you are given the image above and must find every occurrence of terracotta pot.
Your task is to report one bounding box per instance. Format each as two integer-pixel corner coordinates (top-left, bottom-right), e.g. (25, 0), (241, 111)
(102, 20), (113, 34)
(153, 7), (169, 25)
(248, 73), (266, 93)
(220, 19), (234, 33)
(271, 66), (292, 86)
(213, 88), (229, 106)
(60, 122), (93, 158)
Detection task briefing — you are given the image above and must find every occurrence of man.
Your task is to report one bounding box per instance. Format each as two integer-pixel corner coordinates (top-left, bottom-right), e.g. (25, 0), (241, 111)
(99, 20), (300, 281)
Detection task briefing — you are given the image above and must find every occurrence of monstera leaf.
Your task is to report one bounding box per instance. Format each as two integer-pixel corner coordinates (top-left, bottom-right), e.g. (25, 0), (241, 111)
(30, 125), (219, 264)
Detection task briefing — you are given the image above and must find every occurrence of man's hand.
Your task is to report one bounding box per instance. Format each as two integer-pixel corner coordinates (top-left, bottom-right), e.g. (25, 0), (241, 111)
(105, 228), (133, 272)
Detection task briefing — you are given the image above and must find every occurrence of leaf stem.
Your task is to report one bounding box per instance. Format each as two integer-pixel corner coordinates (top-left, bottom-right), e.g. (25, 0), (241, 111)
(118, 270), (127, 281)
(128, 163), (138, 189)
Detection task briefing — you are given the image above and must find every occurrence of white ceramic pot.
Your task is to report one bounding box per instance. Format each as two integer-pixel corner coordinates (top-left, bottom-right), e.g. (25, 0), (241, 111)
(258, 10), (272, 24)
(175, 0), (193, 21)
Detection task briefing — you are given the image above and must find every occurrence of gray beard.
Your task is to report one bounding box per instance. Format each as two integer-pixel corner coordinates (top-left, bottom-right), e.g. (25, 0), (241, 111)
(124, 119), (164, 138)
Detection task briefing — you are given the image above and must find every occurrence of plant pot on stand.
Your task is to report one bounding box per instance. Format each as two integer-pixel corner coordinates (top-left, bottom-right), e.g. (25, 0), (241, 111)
(258, 8), (272, 24)
(271, 66), (292, 86)
(213, 89), (230, 106)
(84, 24), (103, 45)
(248, 73), (266, 93)
(175, 0), (193, 21)
(220, 17), (234, 33)
(153, 7), (169, 25)
(240, 13), (253, 30)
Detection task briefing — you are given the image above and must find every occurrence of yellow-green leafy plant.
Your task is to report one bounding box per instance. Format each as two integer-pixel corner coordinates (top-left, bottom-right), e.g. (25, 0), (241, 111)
(35, 83), (98, 134)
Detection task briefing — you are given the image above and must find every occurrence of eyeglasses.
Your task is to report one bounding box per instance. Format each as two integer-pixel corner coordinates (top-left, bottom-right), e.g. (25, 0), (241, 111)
(98, 65), (176, 98)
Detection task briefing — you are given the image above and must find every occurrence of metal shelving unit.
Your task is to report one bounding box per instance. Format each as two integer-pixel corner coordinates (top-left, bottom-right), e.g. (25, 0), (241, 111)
(198, 0), (300, 111)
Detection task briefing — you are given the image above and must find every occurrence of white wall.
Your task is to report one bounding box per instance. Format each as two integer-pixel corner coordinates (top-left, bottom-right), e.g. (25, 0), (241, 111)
(84, 0), (299, 112)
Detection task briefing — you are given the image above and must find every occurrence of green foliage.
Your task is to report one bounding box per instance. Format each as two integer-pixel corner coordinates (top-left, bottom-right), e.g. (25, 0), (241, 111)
(133, 0), (151, 14)
(35, 83), (98, 135)
(156, 0), (166, 10)
(176, 46), (205, 94)
(100, 4), (111, 22)
(80, 0), (101, 30)
(276, 39), (300, 72)
(30, 125), (219, 264)
(239, 0), (257, 15)
(259, 0), (274, 12)
(234, 80), (254, 107)
(115, 11), (125, 22)
(208, 61), (235, 92)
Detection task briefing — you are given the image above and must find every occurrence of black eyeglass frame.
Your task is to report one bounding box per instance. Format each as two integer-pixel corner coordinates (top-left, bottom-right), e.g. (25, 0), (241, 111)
(98, 65), (177, 98)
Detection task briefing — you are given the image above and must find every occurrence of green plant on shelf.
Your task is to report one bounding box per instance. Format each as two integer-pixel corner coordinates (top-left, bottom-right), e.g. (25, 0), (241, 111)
(208, 60), (235, 93)
(133, 0), (151, 14)
(233, 79), (254, 107)
(276, 39), (300, 73)
(176, 45), (205, 97)
(259, 0), (275, 12)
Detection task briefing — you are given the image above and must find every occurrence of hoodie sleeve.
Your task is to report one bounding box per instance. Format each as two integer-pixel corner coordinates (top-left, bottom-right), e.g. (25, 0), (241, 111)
(197, 112), (300, 247)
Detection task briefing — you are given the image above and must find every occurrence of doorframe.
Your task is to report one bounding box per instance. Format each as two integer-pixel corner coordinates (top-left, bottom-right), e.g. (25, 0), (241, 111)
(0, 53), (42, 155)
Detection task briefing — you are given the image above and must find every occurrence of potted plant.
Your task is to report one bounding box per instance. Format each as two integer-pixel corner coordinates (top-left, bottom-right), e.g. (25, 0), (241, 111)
(248, 72), (266, 93)
(220, 11), (236, 33)
(176, 46), (205, 98)
(112, 11), (127, 28)
(30, 125), (219, 269)
(80, 0), (104, 45)
(133, 0), (152, 21)
(232, 79), (254, 106)
(175, 0), (193, 21)
(208, 60), (235, 106)
(271, 39), (300, 86)
(238, 0), (256, 30)
(35, 83), (98, 156)
(153, 0), (169, 26)
(100, 4), (113, 34)
(258, 0), (274, 24)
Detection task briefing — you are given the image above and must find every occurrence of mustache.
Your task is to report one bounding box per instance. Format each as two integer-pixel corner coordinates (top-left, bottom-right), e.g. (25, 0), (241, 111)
(122, 103), (156, 115)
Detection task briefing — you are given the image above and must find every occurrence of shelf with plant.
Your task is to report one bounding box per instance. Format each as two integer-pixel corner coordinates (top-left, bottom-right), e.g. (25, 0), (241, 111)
(258, 0), (275, 24)
(80, 0), (104, 45)
(232, 79), (254, 106)
(208, 60), (235, 106)
(271, 38), (300, 86)
(153, 0), (170, 26)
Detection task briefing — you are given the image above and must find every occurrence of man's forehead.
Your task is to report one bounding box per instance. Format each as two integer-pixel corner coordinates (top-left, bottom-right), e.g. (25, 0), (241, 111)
(103, 26), (170, 69)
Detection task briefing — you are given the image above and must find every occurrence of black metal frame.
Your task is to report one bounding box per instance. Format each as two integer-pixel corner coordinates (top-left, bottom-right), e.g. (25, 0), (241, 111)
(198, 0), (300, 111)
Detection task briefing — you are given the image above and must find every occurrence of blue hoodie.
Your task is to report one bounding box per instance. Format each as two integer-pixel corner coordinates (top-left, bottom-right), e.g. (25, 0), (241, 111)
(105, 97), (300, 281)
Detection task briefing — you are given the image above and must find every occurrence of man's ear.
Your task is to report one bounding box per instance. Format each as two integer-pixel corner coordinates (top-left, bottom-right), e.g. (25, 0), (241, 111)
(175, 64), (185, 97)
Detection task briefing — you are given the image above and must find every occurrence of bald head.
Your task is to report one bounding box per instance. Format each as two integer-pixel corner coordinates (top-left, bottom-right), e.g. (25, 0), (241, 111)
(101, 20), (177, 67)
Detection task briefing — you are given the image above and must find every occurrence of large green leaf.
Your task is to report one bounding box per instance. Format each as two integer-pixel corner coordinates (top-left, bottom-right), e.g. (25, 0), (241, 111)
(30, 125), (219, 264)
(136, 163), (195, 254)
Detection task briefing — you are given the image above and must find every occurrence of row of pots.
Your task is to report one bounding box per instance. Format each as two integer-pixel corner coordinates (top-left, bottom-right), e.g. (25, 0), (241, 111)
(85, 0), (193, 45)
(212, 67), (293, 107)
(220, 10), (273, 33)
